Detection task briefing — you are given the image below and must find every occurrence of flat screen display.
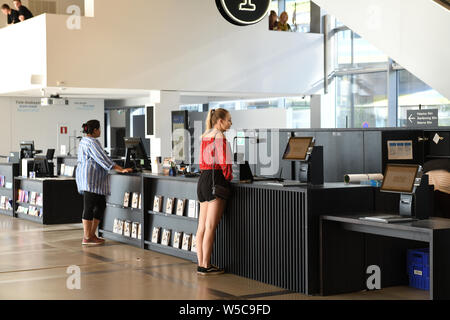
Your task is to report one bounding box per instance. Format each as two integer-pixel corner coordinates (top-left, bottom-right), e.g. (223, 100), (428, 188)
(282, 137), (313, 161)
(381, 164), (419, 193)
(146, 106), (154, 137)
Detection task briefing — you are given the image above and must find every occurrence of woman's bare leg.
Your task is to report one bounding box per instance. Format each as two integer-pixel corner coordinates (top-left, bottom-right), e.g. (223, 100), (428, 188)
(196, 202), (209, 267)
(201, 198), (226, 268)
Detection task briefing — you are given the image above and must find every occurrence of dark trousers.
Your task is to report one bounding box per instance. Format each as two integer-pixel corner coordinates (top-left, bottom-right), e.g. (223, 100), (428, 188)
(82, 191), (106, 221)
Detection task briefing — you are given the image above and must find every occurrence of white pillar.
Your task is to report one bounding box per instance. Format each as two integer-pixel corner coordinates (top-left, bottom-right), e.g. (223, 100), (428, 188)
(154, 91), (180, 158)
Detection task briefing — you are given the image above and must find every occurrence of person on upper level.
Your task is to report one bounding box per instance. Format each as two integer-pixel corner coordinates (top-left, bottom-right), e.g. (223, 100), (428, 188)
(1, 4), (19, 25)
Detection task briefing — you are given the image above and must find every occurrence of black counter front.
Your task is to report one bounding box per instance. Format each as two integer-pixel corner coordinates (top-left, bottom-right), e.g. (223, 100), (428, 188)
(99, 173), (374, 295)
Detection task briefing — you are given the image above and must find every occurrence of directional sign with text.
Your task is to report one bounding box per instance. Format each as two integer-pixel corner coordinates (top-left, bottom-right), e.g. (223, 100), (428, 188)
(406, 109), (438, 128)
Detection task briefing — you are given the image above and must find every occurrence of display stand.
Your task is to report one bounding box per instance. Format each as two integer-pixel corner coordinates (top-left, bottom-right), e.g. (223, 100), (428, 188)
(98, 173), (143, 248)
(142, 174), (198, 262)
(14, 177), (82, 224)
(0, 163), (19, 217)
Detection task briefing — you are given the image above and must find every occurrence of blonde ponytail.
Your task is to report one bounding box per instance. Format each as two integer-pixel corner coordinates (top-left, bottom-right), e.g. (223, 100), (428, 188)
(202, 108), (229, 136)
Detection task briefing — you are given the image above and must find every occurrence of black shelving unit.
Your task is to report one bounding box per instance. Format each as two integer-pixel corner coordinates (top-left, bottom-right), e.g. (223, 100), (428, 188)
(14, 177), (82, 225)
(142, 174), (199, 262)
(99, 173), (144, 248)
(0, 164), (19, 217)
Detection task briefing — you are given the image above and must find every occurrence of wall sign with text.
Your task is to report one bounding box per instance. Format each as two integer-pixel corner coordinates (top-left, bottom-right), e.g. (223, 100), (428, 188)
(216, 0), (271, 26)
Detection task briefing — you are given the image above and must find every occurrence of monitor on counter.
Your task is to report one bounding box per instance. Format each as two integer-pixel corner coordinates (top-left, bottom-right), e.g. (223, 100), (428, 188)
(20, 141), (35, 159)
(124, 137), (151, 170)
(33, 156), (52, 177)
(381, 164), (419, 194)
(282, 137), (314, 161)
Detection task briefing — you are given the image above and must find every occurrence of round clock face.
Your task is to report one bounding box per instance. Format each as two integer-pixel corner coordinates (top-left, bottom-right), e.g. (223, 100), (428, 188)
(216, 0), (271, 26)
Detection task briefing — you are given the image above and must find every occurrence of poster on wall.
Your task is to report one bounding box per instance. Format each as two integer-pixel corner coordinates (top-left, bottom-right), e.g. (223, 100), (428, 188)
(171, 111), (189, 163)
(15, 100), (41, 112)
(387, 140), (413, 160)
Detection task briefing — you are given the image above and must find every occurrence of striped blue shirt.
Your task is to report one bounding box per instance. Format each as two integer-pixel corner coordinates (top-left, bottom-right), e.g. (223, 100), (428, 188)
(76, 137), (115, 196)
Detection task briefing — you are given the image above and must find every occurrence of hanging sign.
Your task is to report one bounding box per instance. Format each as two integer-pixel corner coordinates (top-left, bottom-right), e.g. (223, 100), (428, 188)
(216, 0), (271, 26)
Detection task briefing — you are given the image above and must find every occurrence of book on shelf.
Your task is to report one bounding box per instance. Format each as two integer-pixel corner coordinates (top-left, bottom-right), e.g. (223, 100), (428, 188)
(131, 222), (139, 239)
(124, 220), (132, 237)
(131, 193), (139, 209)
(138, 194), (142, 209)
(187, 200), (199, 218)
(0, 196), (7, 210)
(165, 197), (175, 214)
(191, 235), (197, 253)
(113, 218), (120, 234)
(5, 182), (12, 190)
(123, 192), (131, 207)
(161, 229), (172, 246)
(0, 176), (5, 188)
(36, 194), (43, 207)
(30, 192), (37, 205)
(137, 223), (141, 240)
(182, 233), (192, 251)
(151, 227), (161, 243)
(24, 191), (29, 204)
(6, 199), (13, 210)
(117, 219), (125, 235)
(173, 231), (183, 249)
(176, 199), (186, 216)
(60, 164), (66, 176)
(153, 196), (163, 212)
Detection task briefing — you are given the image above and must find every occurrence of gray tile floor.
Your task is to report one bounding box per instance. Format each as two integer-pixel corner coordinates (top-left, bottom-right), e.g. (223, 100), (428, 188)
(0, 215), (428, 300)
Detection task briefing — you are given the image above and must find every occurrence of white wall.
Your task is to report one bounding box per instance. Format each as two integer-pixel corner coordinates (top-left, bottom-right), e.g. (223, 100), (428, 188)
(0, 15), (47, 94)
(0, 96), (104, 156)
(314, 0), (450, 99)
(43, 0), (323, 95)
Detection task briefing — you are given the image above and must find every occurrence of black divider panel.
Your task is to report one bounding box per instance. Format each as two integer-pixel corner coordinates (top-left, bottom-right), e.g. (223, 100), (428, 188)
(212, 185), (308, 293)
(0, 164), (19, 217)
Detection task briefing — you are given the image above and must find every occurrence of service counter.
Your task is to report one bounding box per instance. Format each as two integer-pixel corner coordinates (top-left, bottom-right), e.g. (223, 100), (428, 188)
(101, 173), (374, 295)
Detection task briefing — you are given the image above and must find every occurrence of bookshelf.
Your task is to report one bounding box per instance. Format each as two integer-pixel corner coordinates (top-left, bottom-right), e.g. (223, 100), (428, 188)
(0, 164), (19, 217)
(142, 174), (199, 262)
(98, 173), (144, 248)
(14, 177), (82, 225)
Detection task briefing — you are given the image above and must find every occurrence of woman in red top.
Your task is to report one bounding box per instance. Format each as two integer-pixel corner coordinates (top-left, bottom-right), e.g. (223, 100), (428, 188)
(196, 108), (233, 275)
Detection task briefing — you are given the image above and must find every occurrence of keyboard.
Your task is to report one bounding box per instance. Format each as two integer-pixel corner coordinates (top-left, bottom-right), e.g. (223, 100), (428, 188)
(266, 180), (307, 187)
(359, 215), (417, 224)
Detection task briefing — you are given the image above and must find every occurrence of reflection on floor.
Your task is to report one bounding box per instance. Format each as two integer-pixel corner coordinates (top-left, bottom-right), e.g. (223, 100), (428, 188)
(0, 216), (428, 300)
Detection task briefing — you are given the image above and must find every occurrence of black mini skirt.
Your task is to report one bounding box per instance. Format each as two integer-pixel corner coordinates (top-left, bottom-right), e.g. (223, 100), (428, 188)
(197, 170), (231, 202)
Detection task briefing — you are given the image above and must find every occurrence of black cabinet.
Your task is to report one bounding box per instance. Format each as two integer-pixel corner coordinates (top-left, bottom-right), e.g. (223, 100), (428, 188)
(14, 177), (82, 225)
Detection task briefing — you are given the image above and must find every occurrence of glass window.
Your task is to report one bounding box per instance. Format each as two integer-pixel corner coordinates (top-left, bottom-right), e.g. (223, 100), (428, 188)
(180, 104), (202, 112)
(336, 72), (388, 128)
(397, 70), (450, 127)
(286, 96), (310, 128)
(353, 33), (388, 67)
(269, 0), (278, 15)
(336, 29), (352, 66)
(285, 0), (311, 33)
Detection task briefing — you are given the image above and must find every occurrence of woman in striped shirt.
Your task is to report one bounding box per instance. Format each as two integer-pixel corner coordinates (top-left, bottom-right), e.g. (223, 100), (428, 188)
(76, 120), (132, 246)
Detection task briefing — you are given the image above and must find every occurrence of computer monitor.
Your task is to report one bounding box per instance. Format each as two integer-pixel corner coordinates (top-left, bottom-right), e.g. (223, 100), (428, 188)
(33, 156), (52, 177)
(20, 141), (35, 159)
(282, 137), (314, 161)
(124, 137), (151, 170)
(381, 164), (419, 194)
(46, 149), (55, 161)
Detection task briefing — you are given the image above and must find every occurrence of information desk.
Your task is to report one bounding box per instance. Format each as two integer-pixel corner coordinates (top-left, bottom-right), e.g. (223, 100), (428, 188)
(100, 173), (374, 295)
(0, 163), (19, 217)
(320, 215), (450, 300)
(14, 177), (83, 225)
